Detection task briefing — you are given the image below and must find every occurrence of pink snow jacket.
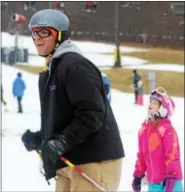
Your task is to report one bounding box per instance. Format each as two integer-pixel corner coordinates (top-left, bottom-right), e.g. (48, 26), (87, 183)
(133, 118), (183, 183)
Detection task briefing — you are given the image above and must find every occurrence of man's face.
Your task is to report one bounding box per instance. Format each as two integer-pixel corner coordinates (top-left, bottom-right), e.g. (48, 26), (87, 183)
(31, 27), (57, 56)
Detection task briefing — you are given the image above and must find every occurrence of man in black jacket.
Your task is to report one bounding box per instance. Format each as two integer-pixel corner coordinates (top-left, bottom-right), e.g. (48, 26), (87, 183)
(22, 9), (125, 191)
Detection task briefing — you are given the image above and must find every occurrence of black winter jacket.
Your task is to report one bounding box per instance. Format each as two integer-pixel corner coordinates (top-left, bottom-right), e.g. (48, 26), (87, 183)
(133, 73), (141, 89)
(38, 40), (125, 181)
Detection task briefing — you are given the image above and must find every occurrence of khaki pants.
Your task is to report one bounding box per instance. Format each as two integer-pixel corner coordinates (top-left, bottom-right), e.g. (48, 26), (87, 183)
(55, 158), (122, 192)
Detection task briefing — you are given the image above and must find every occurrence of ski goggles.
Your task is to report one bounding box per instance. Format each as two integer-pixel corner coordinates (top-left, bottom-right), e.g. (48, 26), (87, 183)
(31, 28), (57, 40)
(151, 87), (167, 97)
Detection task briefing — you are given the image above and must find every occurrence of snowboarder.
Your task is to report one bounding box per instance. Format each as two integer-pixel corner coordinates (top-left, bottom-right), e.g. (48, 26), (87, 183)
(21, 9), (124, 191)
(12, 72), (26, 113)
(132, 87), (183, 192)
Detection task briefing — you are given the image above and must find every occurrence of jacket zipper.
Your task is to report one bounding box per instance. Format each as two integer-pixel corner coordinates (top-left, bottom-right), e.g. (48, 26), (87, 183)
(40, 74), (51, 184)
(148, 127), (154, 182)
(41, 60), (52, 114)
(41, 74), (50, 139)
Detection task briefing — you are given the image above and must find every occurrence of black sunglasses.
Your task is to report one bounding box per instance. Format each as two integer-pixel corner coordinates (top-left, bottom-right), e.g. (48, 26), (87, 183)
(31, 29), (52, 39)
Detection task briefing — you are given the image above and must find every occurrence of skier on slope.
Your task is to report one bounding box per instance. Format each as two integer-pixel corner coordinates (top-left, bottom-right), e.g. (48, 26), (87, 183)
(12, 72), (26, 113)
(21, 9), (125, 191)
(132, 87), (183, 192)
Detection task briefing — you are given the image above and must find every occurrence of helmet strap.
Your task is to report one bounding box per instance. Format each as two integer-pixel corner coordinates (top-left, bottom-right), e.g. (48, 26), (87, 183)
(55, 31), (62, 48)
(39, 31), (71, 70)
(43, 54), (52, 71)
(55, 31), (70, 48)
(42, 31), (70, 57)
(38, 31), (62, 58)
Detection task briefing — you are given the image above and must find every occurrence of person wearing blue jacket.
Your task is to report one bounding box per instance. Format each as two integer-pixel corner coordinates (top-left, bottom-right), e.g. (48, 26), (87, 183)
(102, 73), (111, 104)
(12, 72), (26, 113)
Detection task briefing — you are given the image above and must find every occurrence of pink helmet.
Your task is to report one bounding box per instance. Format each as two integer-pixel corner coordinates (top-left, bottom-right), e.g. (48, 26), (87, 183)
(150, 87), (175, 118)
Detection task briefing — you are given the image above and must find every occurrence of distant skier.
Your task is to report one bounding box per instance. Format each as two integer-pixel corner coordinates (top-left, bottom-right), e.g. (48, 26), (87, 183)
(12, 72), (26, 113)
(102, 73), (111, 103)
(132, 69), (141, 104)
(132, 87), (183, 192)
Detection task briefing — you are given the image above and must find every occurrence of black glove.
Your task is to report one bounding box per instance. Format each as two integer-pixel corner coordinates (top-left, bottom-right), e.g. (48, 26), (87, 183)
(21, 129), (41, 151)
(163, 174), (176, 192)
(132, 177), (142, 192)
(41, 136), (70, 164)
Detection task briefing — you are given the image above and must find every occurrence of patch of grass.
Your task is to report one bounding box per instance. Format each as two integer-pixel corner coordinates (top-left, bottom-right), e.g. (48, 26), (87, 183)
(122, 49), (184, 64)
(16, 65), (43, 74)
(120, 42), (184, 51)
(101, 68), (184, 97)
(16, 64), (184, 97)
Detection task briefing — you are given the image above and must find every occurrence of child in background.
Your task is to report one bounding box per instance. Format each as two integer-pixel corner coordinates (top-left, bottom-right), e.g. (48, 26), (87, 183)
(137, 80), (144, 105)
(132, 87), (183, 192)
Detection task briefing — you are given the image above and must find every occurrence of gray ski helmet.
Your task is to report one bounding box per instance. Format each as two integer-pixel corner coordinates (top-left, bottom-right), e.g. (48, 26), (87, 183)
(28, 9), (69, 32)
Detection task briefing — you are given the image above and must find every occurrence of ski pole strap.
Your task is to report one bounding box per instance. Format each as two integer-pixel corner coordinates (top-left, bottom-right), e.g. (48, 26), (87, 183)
(60, 156), (108, 192)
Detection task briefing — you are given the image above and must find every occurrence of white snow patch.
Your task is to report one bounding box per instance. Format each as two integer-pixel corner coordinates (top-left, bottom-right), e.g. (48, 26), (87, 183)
(2, 64), (184, 191)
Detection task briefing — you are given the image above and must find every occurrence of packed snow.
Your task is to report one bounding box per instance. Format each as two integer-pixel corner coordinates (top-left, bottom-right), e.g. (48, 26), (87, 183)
(1, 32), (149, 55)
(2, 64), (184, 191)
(1, 32), (184, 191)
(2, 32), (184, 72)
(1, 32), (148, 67)
(125, 64), (184, 73)
(24, 54), (147, 68)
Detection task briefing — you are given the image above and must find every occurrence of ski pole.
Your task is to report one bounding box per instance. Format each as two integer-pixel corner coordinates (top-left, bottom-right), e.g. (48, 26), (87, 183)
(60, 156), (107, 192)
(36, 151), (107, 192)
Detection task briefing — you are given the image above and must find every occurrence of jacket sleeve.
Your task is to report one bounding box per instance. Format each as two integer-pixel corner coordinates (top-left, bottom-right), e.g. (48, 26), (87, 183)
(163, 125), (181, 177)
(60, 61), (105, 150)
(133, 131), (146, 177)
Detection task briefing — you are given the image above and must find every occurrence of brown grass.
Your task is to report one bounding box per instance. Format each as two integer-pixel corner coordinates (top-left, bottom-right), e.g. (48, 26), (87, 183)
(122, 49), (184, 65)
(16, 65), (43, 74)
(120, 42), (184, 51)
(100, 68), (184, 97)
(16, 64), (184, 97)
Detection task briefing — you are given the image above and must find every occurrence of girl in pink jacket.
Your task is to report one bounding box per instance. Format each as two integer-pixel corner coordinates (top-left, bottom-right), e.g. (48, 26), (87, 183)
(132, 87), (183, 192)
